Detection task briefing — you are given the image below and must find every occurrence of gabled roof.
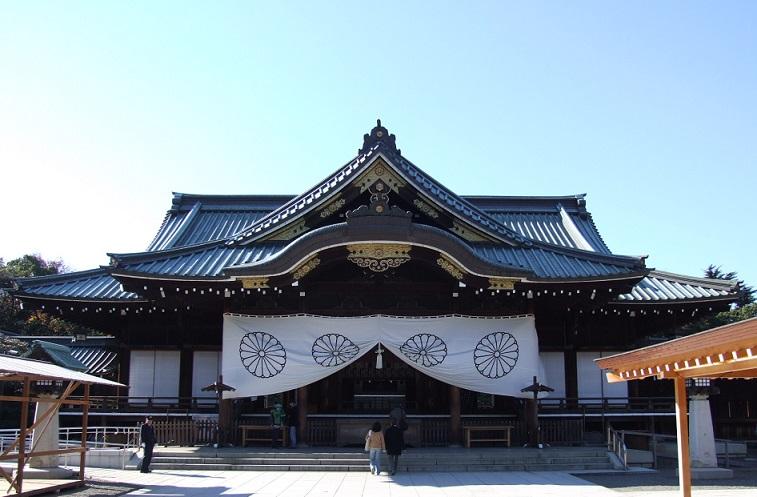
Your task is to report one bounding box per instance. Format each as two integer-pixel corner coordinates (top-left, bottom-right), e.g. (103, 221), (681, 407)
(23, 340), (88, 372)
(0, 354), (123, 386)
(8, 121), (736, 307)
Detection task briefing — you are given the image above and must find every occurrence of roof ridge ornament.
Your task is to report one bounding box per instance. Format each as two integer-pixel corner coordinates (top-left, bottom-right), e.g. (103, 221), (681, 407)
(346, 181), (412, 220)
(359, 119), (401, 155)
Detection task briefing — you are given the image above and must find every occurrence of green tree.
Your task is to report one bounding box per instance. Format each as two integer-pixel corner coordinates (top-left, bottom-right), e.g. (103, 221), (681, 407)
(704, 264), (754, 307)
(0, 254), (99, 336)
(0, 254), (66, 279)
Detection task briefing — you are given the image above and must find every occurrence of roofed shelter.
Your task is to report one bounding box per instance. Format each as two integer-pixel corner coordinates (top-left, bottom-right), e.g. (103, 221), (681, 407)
(0, 355), (123, 496)
(596, 317), (757, 497)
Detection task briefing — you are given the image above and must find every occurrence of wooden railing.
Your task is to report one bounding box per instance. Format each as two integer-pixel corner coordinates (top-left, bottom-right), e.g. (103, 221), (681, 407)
(607, 425), (629, 469)
(307, 418), (336, 447)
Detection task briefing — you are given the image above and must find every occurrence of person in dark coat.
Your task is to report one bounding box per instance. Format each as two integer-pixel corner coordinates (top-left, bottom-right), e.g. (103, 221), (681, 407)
(285, 401), (299, 448)
(384, 419), (406, 475)
(139, 416), (156, 473)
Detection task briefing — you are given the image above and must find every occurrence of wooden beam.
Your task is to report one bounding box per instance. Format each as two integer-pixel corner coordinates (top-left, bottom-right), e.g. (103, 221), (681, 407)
(0, 395), (88, 405)
(674, 376), (692, 497)
(658, 358), (757, 379)
(0, 447), (85, 461)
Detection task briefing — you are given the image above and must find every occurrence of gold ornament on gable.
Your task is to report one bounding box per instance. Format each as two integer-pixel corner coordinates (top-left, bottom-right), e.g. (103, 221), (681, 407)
(292, 257), (321, 280)
(437, 257), (465, 280)
(352, 159), (406, 194)
(346, 243), (411, 273)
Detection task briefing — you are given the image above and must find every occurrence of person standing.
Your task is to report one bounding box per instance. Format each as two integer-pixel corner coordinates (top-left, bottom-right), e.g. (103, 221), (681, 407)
(384, 419), (406, 476)
(270, 403), (286, 448)
(285, 401), (299, 448)
(365, 421), (385, 475)
(139, 416), (156, 473)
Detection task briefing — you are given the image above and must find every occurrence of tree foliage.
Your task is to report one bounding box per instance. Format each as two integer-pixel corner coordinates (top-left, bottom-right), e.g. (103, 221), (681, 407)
(0, 254), (100, 336)
(704, 264), (755, 306)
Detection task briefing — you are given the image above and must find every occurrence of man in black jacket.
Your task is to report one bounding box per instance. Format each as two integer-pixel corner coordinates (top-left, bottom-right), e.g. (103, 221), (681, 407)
(140, 416), (156, 473)
(384, 419), (406, 476)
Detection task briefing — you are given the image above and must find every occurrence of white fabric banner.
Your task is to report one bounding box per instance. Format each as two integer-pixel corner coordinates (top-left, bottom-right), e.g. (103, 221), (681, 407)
(222, 313), (542, 399)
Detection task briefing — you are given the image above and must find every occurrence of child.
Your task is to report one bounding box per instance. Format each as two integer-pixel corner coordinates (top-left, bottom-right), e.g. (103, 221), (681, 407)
(365, 421), (385, 475)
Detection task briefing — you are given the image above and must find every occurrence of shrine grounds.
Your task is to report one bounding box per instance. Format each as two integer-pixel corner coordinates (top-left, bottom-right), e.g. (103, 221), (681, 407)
(53, 467), (757, 497)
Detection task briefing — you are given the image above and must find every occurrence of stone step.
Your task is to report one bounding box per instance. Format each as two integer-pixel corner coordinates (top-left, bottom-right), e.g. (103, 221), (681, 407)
(152, 455), (610, 466)
(147, 461), (613, 472)
(139, 448), (614, 472)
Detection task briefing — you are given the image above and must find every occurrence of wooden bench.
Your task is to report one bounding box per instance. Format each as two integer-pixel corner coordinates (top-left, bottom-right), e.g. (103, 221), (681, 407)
(239, 425), (287, 447)
(463, 425), (512, 448)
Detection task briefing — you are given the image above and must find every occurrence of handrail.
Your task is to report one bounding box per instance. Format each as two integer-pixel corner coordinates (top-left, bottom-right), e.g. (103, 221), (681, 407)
(611, 429), (748, 469)
(607, 425), (628, 470)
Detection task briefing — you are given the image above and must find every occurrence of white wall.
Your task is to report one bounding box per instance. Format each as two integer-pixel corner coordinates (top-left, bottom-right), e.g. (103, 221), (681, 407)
(192, 351), (222, 403)
(577, 351), (627, 402)
(539, 352), (565, 402)
(128, 350), (180, 402)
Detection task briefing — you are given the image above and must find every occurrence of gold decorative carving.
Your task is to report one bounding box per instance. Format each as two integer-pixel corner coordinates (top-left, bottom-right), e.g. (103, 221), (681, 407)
(292, 257), (321, 280)
(240, 277), (269, 289)
(452, 221), (491, 242)
(437, 257), (465, 280)
(488, 277), (519, 290)
(347, 243), (411, 273)
(319, 198), (346, 218)
(413, 198), (439, 219)
(266, 219), (307, 241)
(352, 159), (406, 193)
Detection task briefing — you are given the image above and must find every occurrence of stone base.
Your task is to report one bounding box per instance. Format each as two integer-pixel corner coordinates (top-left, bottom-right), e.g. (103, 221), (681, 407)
(676, 467), (734, 480)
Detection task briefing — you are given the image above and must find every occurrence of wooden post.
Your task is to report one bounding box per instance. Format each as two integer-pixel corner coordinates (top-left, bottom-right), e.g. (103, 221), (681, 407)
(674, 376), (692, 497)
(298, 386), (308, 446)
(80, 383), (90, 481)
(449, 386), (461, 446)
(17, 377), (30, 494)
(219, 399), (233, 445)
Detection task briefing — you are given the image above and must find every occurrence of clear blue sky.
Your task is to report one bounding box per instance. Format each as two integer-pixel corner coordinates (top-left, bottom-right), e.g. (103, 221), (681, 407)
(1, 2), (755, 289)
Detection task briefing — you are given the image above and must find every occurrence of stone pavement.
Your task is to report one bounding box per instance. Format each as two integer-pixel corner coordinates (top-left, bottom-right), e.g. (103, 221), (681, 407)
(80, 468), (757, 497)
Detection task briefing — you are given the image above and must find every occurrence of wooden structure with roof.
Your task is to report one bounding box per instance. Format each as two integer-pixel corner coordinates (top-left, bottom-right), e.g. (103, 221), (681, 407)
(9, 120), (742, 447)
(0, 355), (123, 496)
(596, 317), (757, 497)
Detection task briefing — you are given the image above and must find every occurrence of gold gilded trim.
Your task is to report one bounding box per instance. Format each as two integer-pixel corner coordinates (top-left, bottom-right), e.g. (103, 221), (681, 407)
(413, 198), (439, 219)
(352, 159), (406, 193)
(347, 243), (411, 273)
(452, 220), (491, 242)
(240, 277), (269, 289)
(488, 277), (519, 290)
(292, 257), (321, 280)
(266, 219), (307, 241)
(437, 257), (465, 280)
(319, 198), (346, 218)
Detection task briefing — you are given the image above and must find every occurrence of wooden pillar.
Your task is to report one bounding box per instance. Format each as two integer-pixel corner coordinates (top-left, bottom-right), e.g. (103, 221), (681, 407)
(80, 383), (90, 481)
(674, 376), (692, 497)
(298, 386), (308, 446)
(17, 377), (30, 494)
(525, 398), (538, 446)
(178, 349), (194, 408)
(449, 386), (461, 446)
(564, 348), (578, 407)
(219, 399), (234, 445)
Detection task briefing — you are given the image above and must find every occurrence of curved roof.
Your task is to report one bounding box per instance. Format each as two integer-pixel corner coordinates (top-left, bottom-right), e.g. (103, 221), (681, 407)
(14, 269), (144, 301)
(616, 271), (735, 303)
(9, 121), (735, 307)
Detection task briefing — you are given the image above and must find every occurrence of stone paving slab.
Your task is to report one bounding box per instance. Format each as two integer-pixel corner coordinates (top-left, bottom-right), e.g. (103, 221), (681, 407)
(75, 467), (757, 497)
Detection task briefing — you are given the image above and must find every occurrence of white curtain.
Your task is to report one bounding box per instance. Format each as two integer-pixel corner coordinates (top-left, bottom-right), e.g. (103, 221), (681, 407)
(222, 313), (542, 399)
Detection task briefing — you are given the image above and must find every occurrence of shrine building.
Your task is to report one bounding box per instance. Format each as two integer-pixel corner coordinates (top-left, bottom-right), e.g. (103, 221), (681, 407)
(11, 121), (743, 447)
